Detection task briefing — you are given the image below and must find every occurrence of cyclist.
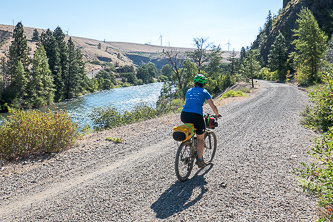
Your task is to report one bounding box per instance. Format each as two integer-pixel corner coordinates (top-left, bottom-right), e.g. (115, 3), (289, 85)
(181, 74), (220, 168)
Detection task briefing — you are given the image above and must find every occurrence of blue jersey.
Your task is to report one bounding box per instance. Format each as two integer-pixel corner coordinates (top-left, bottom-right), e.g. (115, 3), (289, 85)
(182, 87), (212, 115)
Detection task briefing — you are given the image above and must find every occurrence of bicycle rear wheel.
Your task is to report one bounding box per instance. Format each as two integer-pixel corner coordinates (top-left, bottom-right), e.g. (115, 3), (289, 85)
(175, 141), (194, 181)
(203, 131), (217, 163)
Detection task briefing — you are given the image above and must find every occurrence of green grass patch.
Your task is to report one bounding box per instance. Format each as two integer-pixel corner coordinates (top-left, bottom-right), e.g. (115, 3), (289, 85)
(106, 137), (122, 143)
(220, 90), (247, 99)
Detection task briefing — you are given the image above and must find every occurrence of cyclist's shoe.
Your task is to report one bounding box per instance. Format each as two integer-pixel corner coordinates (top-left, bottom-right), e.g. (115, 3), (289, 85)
(196, 156), (206, 168)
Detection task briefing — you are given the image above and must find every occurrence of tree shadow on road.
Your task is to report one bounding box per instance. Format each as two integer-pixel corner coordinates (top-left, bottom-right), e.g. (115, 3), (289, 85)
(150, 164), (213, 219)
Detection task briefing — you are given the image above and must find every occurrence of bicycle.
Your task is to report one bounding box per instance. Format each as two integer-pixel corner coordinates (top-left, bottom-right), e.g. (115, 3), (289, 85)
(174, 114), (219, 182)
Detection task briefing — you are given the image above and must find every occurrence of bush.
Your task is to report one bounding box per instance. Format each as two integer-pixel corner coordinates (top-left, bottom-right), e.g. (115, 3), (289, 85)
(302, 74), (333, 132)
(258, 67), (278, 81)
(295, 127), (333, 220)
(295, 68), (311, 87)
(90, 60), (102, 65)
(0, 108), (78, 161)
(221, 90), (247, 98)
(89, 103), (160, 131)
(89, 106), (122, 131)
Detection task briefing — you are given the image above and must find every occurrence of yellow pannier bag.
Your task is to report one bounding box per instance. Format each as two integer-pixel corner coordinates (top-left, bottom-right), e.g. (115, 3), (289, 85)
(172, 123), (196, 142)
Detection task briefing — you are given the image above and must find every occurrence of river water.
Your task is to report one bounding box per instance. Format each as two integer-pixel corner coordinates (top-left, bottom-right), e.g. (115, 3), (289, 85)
(0, 82), (164, 130)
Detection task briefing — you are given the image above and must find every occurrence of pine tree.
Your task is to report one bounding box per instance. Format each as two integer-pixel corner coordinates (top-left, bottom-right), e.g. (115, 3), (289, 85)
(54, 27), (69, 99)
(227, 50), (239, 75)
(41, 29), (64, 101)
(28, 45), (55, 107)
(268, 32), (288, 81)
(66, 37), (78, 99)
(324, 37), (333, 64)
(240, 50), (261, 88)
(7, 22), (31, 75)
(265, 11), (273, 35)
(75, 47), (89, 94)
(32, 29), (40, 42)
(66, 37), (88, 98)
(290, 8), (328, 85)
(4, 61), (28, 107)
(240, 47), (247, 63)
(6, 22), (31, 106)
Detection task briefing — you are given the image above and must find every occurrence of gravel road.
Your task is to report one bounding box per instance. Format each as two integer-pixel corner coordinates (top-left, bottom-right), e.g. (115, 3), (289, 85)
(0, 80), (320, 221)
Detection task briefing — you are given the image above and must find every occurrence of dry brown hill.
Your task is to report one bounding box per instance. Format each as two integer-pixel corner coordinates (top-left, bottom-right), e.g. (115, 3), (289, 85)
(0, 24), (238, 73)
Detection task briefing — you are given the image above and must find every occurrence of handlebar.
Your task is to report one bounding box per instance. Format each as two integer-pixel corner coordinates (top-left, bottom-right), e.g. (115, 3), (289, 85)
(205, 113), (222, 119)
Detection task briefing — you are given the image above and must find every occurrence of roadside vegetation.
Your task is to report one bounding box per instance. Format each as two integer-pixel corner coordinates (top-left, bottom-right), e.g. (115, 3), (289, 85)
(0, 6), (332, 220)
(0, 108), (78, 162)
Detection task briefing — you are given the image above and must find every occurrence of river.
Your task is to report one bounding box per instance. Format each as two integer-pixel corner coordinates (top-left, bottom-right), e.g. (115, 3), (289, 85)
(0, 82), (164, 130)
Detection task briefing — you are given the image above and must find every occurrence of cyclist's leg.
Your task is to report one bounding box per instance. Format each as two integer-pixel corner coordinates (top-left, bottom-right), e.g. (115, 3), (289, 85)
(196, 133), (205, 159)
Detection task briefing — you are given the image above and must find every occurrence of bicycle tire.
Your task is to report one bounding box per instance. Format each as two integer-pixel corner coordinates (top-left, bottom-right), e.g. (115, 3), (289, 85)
(175, 141), (194, 181)
(203, 131), (217, 163)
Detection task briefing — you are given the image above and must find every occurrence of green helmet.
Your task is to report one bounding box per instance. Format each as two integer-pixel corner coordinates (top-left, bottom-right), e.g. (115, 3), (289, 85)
(193, 74), (206, 84)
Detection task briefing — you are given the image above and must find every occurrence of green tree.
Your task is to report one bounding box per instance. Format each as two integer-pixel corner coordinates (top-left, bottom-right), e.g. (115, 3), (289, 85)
(8, 61), (27, 106)
(164, 48), (185, 90)
(136, 62), (157, 84)
(181, 60), (198, 93)
(227, 49), (239, 75)
(65, 37), (79, 99)
(27, 45), (55, 107)
(96, 69), (116, 89)
(240, 49), (261, 88)
(54, 27), (69, 98)
(265, 10), (273, 35)
(120, 72), (137, 85)
(324, 37), (333, 64)
(0, 57), (8, 95)
(268, 32), (288, 81)
(290, 8), (328, 85)
(161, 64), (173, 81)
(186, 37), (212, 73)
(7, 22), (31, 75)
(240, 47), (247, 63)
(32, 29), (40, 42)
(205, 44), (223, 78)
(41, 29), (64, 101)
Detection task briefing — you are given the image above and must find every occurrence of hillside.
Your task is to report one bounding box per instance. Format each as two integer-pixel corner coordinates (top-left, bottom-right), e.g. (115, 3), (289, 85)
(0, 24), (238, 73)
(252, 0), (333, 64)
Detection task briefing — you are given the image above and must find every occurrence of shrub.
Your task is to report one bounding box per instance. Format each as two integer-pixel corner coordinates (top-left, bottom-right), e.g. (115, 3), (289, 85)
(89, 103), (161, 131)
(258, 68), (279, 81)
(221, 90), (247, 99)
(106, 137), (122, 143)
(295, 127), (333, 220)
(302, 74), (333, 132)
(90, 60), (102, 65)
(89, 106), (122, 131)
(0, 108), (78, 161)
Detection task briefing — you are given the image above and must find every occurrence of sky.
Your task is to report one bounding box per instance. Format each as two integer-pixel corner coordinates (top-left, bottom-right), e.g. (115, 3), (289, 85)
(0, 0), (282, 51)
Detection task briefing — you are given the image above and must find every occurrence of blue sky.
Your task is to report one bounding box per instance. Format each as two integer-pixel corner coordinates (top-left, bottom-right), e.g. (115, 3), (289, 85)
(1, 0), (282, 51)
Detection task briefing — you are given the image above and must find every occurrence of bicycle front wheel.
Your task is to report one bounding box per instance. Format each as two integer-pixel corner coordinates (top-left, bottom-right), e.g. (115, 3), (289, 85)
(175, 141), (194, 182)
(204, 131), (217, 163)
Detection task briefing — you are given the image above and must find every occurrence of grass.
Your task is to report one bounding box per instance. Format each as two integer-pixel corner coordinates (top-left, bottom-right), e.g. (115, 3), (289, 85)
(106, 137), (123, 143)
(219, 90), (248, 99)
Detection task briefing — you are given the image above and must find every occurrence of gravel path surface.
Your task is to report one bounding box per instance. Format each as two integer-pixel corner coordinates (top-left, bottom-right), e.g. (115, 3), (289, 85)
(0, 80), (319, 221)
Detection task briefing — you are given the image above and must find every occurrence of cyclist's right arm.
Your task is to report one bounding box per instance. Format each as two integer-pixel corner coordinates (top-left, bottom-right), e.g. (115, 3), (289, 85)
(207, 99), (220, 117)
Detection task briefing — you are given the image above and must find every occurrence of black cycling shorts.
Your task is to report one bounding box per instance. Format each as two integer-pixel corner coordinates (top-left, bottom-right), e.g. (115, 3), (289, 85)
(180, 111), (205, 135)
